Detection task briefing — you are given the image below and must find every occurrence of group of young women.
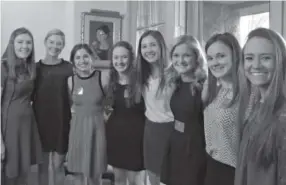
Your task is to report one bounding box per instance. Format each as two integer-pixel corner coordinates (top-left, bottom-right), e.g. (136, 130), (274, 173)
(1, 26), (285, 185)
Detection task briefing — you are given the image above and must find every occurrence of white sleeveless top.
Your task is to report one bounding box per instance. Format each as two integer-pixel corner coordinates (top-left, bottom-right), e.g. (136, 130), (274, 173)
(143, 77), (174, 123)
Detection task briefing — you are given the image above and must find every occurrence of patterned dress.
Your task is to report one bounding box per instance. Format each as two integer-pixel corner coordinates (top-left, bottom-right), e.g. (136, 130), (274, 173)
(66, 70), (107, 178)
(203, 87), (239, 185)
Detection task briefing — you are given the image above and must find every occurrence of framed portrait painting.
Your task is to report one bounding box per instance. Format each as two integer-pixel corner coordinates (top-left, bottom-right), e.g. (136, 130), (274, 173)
(81, 9), (123, 60)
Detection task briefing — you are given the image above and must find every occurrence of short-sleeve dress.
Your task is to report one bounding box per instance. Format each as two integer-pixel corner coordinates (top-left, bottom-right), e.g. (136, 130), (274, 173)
(33, 59), (73, 154)
(66, 70), (107, 178)
(161, 80), (206, 185)
(106, 83), (145, 171)
(1, 61), (42, 179)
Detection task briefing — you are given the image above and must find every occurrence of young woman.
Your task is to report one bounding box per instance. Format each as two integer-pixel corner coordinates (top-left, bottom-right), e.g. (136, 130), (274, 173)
(105, 41), (145, 185)
(1, 27), (42, 185)
(65, 43), (110, 185)
(160, 35), (207, 185)
(136, 30), (175, 185)
(92, 25), (111, 60)
(32, 29), (72, 185)
(203, 33), (242, 185)
(234, 28), (286, 185)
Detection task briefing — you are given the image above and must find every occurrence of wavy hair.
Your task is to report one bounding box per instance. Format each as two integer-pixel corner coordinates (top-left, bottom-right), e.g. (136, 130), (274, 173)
(165, 35), (207, 96)
(106, 41), (141, 108)
(204, 32), (242, 108)
(1, 27), (36, 81)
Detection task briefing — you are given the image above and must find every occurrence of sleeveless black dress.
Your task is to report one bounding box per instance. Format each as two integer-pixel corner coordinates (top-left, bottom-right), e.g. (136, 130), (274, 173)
(161, 81), (206, 185)
(106, 83), (145, 171)
(33, 59), (73, 154)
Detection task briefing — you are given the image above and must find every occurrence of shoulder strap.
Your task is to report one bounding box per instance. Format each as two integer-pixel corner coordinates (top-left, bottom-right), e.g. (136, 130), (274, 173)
(98, 70), (105, 96)
(71, 75), (75, 94)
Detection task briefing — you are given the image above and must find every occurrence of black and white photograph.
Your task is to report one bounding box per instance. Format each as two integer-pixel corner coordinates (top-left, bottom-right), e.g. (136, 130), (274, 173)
(1, 1), (286, 185)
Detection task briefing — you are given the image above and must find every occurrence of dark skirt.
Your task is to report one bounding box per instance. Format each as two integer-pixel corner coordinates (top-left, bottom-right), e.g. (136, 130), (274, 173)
(161, 130), (206, 185)
(143, 118), (173, 175)
(204, 154), (235, 185)
(106, 112), (145, 171)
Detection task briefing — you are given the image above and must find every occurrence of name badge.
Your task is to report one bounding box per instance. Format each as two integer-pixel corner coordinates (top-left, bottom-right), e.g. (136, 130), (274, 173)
(174, 120), (185, 133)
(75, 87), (84, 95)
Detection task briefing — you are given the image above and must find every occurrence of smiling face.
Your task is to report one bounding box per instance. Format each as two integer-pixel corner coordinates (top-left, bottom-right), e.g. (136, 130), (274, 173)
(14, 33), (33, 60)
(244, 37), (275, 88)
(74, 48), (93, 72)
(206, 41), (233, 79)
(45, 35), (64, 57)
(171, 44), (197, 75)
(141, 35), (161, 63)
(112, 46), (130, 73)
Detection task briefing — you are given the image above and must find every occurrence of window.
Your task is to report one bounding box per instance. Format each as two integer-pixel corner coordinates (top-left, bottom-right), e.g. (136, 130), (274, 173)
(239, 12), (269, 46)
(135, 1), (186, 51)
(174, 1), (186, 37)
(136, 1), (166, 51)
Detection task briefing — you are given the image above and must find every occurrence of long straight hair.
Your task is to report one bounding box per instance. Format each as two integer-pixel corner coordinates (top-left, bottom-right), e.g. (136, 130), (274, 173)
(1, 27), (36, 81)
(106, 41), (141, 108)
(204, 32), (242, 108)
(238, 28), (286, 168)
(136, 30), (169, 96)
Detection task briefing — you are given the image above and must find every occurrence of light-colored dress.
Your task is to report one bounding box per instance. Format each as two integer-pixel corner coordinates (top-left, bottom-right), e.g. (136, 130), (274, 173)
(66, 70), (107, 178)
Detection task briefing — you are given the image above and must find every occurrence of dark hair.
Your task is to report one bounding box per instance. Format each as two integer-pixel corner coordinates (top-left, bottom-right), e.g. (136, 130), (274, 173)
(136, 30), (168, 96)
(238, 28), (286, 168)
(106, 41), (141, 108)
(97, 25), (110, 35)
(204, 32), (242, 108)
(1, 27), (36, 81)
(70, 43), (94, 66)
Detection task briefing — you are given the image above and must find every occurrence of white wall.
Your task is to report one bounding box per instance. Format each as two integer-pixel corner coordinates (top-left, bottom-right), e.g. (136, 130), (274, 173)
(1, 1), (127, 61)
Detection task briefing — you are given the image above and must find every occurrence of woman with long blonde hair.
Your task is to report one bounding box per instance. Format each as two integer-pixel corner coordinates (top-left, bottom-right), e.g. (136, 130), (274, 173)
(234, 28), (286, 185)
(160, 35), (207, 185)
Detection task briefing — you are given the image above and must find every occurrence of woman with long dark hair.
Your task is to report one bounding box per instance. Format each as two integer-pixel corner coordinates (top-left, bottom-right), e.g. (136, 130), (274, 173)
(105, 41), (145, 185)
(1, 27), (42, 185)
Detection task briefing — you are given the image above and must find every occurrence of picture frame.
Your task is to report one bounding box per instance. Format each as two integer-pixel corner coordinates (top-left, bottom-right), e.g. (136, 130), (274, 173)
(81, 9), (123, 60)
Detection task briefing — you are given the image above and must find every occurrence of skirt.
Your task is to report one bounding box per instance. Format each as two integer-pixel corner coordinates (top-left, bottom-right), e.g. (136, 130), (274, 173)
(204, 154), (235, 185)
(161, 130), (206, 185)
(143, 118), (173, 175)
(66, 113), (107, 179)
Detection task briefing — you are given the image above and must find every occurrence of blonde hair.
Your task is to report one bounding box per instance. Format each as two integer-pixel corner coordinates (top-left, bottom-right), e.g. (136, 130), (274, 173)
(44, 29), (65, 46)
(165, 35), (207, 95)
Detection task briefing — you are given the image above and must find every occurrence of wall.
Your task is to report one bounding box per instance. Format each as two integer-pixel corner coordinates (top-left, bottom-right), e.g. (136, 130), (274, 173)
(73, 1), (127, 45)
(1, 1), (127, 61)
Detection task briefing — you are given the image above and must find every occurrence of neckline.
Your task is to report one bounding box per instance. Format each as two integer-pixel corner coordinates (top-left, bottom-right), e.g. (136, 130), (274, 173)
(76, 70), (96, 80)
(40, 59), (63, 66)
